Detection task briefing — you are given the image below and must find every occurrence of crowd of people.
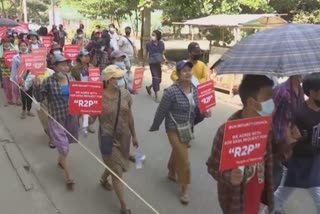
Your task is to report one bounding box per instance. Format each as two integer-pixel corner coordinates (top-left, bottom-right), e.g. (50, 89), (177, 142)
(0, 22), (320, 214)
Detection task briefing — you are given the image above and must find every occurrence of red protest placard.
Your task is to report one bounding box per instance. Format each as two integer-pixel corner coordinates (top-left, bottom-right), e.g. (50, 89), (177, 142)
(219, 116), (272, 171)
(31, 47), (47, 57)
(64, 45), (80, 60)
(69, 81), (103, 114)
(197, 80), (216, 112)
(132, 67), (144, 91)
(24, 54), (46, 75)
(4, 50), (17, 66)
(88, 67), (100, 82)
(17, 56), (27, 84)
(40, 36), (51, 50)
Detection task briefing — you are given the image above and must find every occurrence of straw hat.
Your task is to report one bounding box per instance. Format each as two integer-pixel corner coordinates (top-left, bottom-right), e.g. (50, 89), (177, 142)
(102, 65), (125, 82)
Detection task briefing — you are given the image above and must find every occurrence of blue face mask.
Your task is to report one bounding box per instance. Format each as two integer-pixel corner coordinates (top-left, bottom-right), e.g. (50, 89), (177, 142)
(115, 61), (126, 70)
(258, 99), (275, 116)
(116, 78), (125, 89)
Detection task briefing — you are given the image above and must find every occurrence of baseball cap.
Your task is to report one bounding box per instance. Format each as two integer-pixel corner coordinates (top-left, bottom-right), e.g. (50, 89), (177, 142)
(111, 50), (126, 59)
(188, 42), (201, 55)
(51, 55), (71, 65)
(102, 65), (125, 81)
(176, 60), (193, 72)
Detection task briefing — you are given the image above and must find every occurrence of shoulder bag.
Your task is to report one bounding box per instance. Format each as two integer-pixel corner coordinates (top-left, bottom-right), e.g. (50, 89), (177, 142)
(99, 90), (121, 155)
(169, 93), (194, 144)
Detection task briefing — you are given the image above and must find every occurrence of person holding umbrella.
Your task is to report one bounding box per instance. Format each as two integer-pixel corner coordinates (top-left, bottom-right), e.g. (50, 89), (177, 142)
(273, 73), (320, 214)
(272, 75), (304, 190)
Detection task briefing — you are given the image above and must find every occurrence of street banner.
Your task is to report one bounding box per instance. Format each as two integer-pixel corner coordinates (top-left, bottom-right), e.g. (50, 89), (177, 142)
(197, 80), (216, 112)
(132, 67), (144, 91)
(40, 36), (52, 50)
(64, 45), (80, 60)
(88, 67), (101, 82)
(219, 116), (272, 171)
(24, 54), (46, 75)
(4, 50), (17, 66)
(69, 81), (103, 114)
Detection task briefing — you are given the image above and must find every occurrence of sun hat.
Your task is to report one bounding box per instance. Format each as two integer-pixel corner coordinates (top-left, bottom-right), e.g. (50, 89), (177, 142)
(102, 65), (125, 81)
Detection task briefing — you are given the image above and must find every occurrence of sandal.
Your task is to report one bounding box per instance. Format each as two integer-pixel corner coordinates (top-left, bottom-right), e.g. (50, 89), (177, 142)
(180, 194), (189, 205)
(49, 142), (56, 149)
(146, 86), (151, 96)
(66, 180), (75, 190)
(120, 208), (131, 214)
(100, 179), (113, 191)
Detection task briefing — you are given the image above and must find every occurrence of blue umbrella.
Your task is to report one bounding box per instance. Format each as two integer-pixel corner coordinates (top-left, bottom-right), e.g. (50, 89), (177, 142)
(214, 24), (320, 77)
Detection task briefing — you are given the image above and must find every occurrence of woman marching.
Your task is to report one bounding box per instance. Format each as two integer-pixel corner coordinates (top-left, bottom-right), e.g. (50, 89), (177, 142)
(149, 60), (209, 205)
(34, 55), (79, 190)
(11, 40), (30, 106)
(145, 30), (167, 102)
(71, 49), (96, 134)
(89, 65), (139, 214)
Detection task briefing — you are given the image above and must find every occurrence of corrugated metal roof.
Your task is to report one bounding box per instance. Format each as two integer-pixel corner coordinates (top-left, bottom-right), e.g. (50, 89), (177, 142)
(183, 14), (282, 27)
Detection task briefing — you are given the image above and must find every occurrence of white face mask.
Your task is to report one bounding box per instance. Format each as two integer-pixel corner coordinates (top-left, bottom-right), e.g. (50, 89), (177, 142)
(53, 50), (61, 55)
(257, 99), (275, 116)
(109, 28), (115, 33)
(151, 36), (156, 41)
(115, 61), (125, 70)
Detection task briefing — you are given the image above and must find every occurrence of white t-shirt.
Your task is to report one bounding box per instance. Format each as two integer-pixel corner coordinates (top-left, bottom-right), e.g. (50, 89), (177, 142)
(119, 36), (135, 58)
(109, 32), (119, 51)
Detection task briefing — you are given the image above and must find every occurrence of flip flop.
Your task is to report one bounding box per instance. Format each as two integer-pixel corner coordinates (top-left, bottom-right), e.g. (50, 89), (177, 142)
(66, 180), (75, 191)
(120, 208), (131, 214)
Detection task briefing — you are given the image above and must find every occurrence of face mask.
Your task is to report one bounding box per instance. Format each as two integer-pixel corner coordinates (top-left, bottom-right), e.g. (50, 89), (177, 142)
(78, 34), (84, 38)
(56, 72), (66, 79)
(115, 78), (125, 89)
(191, 55), (201, 60)
(257, 99), (275, 116)
(115, 61), (125, 70)
(109, 28), (115, 33)
(53, 50), (61, 55)
(151, 36), (156, 41)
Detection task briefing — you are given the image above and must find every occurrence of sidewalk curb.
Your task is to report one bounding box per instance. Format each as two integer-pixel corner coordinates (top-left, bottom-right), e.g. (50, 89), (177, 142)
(0, 115), (60, 214)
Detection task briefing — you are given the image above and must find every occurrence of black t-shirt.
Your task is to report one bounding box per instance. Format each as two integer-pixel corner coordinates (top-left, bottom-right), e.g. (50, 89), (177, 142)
(293, 102), (320, 157)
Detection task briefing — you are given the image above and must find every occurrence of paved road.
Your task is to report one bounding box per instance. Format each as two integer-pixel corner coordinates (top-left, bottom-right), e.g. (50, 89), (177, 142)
(0, 70), (316, 214)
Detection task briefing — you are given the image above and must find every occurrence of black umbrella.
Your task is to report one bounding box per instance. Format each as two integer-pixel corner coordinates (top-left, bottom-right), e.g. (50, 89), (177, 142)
(0, 18), (19, 27)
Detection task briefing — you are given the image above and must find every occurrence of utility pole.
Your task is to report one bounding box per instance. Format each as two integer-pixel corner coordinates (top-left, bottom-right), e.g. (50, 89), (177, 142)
(51, 0), (55, 24)
(23, 0), (27, 22)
